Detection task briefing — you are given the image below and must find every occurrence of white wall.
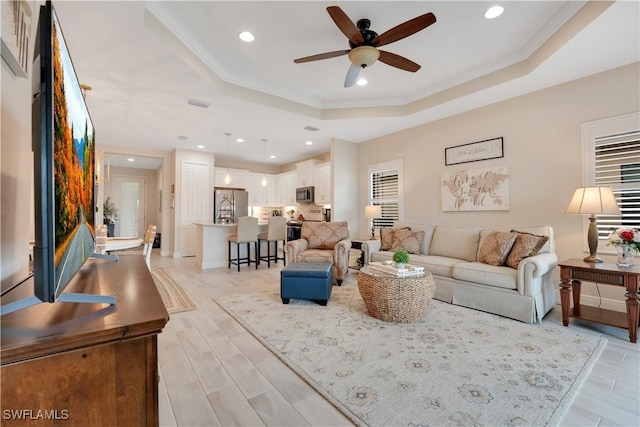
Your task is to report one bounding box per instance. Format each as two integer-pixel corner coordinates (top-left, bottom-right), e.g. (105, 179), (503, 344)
(331, 138), (359, 236)
(1, 0), (38, 289)
(357, 62), (640, 309)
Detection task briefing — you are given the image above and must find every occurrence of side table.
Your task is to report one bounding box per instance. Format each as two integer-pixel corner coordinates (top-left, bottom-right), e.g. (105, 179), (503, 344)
(559, 258), (639, 343)
(350, 239), (367, 270)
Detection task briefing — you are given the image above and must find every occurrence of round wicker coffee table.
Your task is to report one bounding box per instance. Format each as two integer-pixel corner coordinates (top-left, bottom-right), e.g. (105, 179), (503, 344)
(357, 266), (435, 323)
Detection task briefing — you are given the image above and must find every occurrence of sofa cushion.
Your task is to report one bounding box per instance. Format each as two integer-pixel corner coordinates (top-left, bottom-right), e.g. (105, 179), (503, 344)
(380, 227), (409, 251)
(477, 231), (517, 266)
(391, 229), (425, 254)
(370, 252), (459, 278)
(452, 262), (517, 290)
(429, 226), (481, 262)
(394, 222), (434, 255)
(297, 249), (334, 263)
(302, 221), (349, 250)
(505, 231), (549, 269)
(513, 225), (553, 253)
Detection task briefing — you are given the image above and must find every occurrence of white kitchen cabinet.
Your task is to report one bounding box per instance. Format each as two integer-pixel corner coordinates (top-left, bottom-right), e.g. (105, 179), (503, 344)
(276, 171), (296, 206)
(314, 162), (331, 205)
(247, 172), (276, 206)
(215, 167), (248, 189)
(296, 159), (318, 187)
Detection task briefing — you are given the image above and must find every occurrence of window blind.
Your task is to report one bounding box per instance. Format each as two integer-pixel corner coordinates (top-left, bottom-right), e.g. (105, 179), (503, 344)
(594, 130), (640, 238)
(371, 169), (399, 229)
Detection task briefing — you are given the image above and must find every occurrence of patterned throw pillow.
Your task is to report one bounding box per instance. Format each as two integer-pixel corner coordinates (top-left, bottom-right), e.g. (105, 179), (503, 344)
(380, 227), (410, 251)
(477, 231), (517, 266)
(391, 229), (425, 254)
(505, 231), (549, 269)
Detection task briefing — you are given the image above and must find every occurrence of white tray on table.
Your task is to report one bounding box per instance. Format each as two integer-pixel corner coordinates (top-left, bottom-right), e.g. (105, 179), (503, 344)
(367, 261), (425, 277)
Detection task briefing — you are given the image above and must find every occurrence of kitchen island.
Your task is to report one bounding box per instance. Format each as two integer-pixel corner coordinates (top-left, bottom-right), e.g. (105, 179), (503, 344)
(194, 222), (267, 269)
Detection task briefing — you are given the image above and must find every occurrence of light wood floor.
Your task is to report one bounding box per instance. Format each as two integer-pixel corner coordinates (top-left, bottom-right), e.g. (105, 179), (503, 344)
(152, 254), (639, 427)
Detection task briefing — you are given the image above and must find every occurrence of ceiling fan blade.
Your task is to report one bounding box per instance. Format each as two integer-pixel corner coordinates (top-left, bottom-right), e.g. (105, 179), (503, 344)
(372, 12), (436, 47)
(344, 64), (361, 88)
(327, 6), (364, 46)
(294, 50), (350, 64)
(378, 51), (421, 72)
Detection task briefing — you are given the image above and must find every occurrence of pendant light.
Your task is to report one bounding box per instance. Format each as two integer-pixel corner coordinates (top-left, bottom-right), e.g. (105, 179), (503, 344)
(261, 139), (268, 187)
(224, 132), (232, 185)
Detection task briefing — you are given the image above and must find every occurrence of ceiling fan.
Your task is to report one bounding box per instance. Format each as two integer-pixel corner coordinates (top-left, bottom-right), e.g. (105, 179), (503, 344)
(294, 6), (437, 87)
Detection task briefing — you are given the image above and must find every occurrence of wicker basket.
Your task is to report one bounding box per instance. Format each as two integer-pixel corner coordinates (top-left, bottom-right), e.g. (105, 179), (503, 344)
(357, 269), (435, 323)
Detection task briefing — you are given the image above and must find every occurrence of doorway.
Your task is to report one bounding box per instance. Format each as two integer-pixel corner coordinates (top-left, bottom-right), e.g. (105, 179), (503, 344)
(113, 175), (147, 238)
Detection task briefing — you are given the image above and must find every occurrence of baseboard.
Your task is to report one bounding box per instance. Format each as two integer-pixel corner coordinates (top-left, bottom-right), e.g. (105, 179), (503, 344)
(554, 290), (627, 312)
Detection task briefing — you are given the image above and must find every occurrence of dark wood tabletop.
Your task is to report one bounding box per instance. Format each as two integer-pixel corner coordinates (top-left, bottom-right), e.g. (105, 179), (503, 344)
(1, 255), (169, 364)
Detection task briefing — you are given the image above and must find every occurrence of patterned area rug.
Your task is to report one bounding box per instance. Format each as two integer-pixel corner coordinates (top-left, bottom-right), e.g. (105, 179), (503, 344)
(151, 268), (197, 314)
(214, 282), (606, 427)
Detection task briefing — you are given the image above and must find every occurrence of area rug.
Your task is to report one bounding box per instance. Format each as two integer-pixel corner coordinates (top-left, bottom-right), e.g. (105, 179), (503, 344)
(214, 284), (606, 427)
(151, 268), (197, 314)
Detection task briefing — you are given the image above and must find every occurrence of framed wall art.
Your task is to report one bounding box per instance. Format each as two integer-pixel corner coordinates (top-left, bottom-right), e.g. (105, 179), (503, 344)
(442, 165), (509, 211)
(445, 137), (503, 166)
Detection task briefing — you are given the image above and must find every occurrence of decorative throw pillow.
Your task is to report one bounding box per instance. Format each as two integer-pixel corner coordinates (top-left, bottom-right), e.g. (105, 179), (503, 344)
(391, 229), (425, 254)
(505, 231), (549, 269)
(380, 227), (410, 251)
(380, 228), (395, 251)
(477, 231), (517, 266)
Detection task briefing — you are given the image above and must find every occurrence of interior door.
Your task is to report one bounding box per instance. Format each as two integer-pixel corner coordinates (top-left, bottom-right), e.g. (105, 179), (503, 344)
(180, 161), (210, 257)
(113, 175), (147, 237)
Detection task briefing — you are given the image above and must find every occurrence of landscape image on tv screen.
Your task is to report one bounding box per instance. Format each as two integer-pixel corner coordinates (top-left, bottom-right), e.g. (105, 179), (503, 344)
(52, 8), (96, 295)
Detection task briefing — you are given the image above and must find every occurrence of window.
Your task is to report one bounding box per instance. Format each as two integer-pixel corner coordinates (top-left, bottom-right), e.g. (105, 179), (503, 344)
(368, 159), (403, 229)
(582, 113), (640, 249)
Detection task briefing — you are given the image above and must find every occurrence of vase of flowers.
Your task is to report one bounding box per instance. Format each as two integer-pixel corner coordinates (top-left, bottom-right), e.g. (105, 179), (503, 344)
(392, 249), (410, 270)
(607, 227), (640, 267)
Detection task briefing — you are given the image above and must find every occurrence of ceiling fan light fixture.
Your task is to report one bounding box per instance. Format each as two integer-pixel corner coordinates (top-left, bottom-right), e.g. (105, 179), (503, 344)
(348, 46), (380, 68)
(356, 78), (368, 86)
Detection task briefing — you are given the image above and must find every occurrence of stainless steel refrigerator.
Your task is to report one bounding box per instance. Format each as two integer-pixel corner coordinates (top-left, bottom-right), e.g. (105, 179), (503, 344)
(214, 187), (249, 224)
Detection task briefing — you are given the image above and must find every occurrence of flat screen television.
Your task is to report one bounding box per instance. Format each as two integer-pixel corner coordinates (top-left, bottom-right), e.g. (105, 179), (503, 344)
(1, 1), (110, 315)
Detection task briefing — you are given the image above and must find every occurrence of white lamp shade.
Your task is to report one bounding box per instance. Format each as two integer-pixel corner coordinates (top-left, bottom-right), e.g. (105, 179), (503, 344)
(565, 186), (620, 215)
(365, 205), (382, 219)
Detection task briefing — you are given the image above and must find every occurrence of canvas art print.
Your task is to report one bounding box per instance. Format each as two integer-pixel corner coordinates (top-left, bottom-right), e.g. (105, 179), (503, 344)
(442, 166), (509, 211)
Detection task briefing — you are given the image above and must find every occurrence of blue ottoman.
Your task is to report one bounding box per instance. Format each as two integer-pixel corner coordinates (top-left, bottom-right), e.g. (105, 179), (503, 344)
(280, 262), (333, 306)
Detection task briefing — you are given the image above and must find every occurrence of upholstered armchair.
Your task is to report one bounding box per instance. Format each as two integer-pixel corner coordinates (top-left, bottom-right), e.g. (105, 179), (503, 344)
(285, 221), (351, 285)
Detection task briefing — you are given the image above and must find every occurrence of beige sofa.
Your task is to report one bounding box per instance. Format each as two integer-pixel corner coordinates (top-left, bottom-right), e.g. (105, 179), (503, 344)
(361, 223), (558, 323)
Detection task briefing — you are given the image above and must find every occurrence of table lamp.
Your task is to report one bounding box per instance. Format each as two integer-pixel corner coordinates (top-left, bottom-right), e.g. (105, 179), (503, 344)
(365, 205), (382, 240)
(565, 186), (620, 263)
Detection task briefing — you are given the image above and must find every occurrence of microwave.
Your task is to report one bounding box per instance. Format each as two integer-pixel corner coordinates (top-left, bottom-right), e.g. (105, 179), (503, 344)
(296, 186), (315, 204)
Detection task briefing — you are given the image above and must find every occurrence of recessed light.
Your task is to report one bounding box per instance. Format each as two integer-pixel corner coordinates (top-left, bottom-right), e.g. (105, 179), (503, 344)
(305, 141), (313, 146)
(236, 138), (244, 143)
(484, 5), (504, 19)
(270, 155), (277, 159)
(238, 31), (255, 42)
(196, 145), (205, 149)
(127, 158), (135, 162)
(356, 78), (368, 86)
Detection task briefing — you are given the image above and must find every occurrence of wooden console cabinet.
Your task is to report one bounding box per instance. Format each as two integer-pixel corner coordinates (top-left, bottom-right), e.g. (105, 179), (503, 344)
(1, 256), (169, 426)
(559, 258), (639, 343)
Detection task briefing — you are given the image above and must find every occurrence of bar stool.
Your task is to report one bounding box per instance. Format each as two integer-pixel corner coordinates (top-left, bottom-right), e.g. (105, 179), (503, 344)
(228, 216), (259, 271)
(258, 216), (287, 268)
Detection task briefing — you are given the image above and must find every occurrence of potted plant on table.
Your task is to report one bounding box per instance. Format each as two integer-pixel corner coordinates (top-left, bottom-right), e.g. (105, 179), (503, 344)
(393, 249), (410, 270)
